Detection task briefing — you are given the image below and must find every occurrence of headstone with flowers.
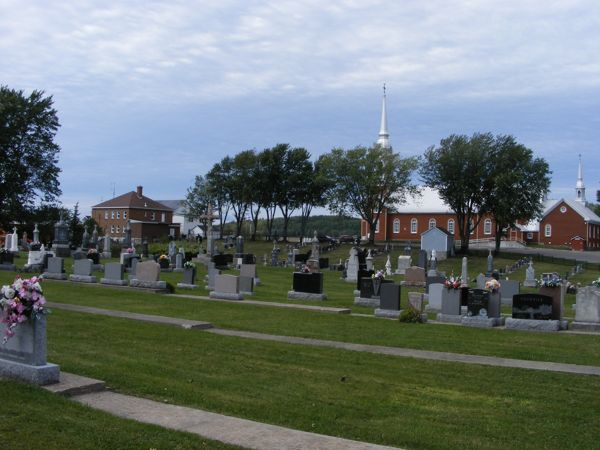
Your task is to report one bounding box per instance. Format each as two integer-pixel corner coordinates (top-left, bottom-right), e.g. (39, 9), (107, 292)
(0, 248), (16, 271)
(288, 264), (326, 300)
(460, 281), (503, 328)
(0, 276), (60, 385)
(177, 261), (198, 289)
(354, 269), (392, 307)
(374, 282), (403, 318)
(572, 286), (600, 331)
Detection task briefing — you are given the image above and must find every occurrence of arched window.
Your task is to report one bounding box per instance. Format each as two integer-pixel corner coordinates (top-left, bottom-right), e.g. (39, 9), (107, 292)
(428, 218), (436, 229)
(374, 220), (379, 233)
(104, 211), (108, 220)
(123, 211), (128, 220)
(393, 219), (400, 234)
(110, 225), (115, 233)
(116, 211), (120, 219)
(410, 218), (418, 234)
(544, 224), (552, 237)
(469, 219), (475, 235)
(484, 219), (492, 235)
(447, 219), (455, 234)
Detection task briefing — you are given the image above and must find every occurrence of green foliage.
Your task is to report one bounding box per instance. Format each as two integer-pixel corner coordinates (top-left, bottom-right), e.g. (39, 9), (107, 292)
(318, 144), (419, 244)
(399, 307), (424, 323)
(0, 86), (61, 227)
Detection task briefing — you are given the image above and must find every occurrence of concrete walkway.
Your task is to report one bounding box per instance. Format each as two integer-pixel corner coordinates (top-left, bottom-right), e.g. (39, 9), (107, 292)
(167, 293), (351, 314)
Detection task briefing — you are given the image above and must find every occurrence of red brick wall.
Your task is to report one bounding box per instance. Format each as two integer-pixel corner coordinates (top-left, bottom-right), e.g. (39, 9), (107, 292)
(92, 207), (173, 238)
(539, 202), (587, 246)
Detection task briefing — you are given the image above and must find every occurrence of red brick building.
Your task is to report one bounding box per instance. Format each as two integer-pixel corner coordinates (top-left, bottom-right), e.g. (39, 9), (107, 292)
(539, 199), (600, 249)
(91, 186), (178, 242)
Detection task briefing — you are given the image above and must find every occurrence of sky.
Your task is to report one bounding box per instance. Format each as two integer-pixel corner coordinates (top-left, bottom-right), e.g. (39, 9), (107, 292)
(2, 0), (600, 217)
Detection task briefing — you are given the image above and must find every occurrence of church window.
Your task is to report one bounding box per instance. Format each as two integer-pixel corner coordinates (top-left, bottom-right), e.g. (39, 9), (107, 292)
(484, 219), (492, 235)
(447, 219), (455, 234)
(410, 218), (418, 234)
(428, 218), (436, 229)
(545, 224), (552, 237)
(393, 219), (400, 234)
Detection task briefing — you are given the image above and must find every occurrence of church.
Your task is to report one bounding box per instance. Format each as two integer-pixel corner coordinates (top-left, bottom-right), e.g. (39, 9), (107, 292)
(361, 88), (600, 250)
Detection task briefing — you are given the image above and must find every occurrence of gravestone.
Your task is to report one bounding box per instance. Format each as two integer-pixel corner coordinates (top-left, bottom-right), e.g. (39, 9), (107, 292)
(213, 254), (229, 269)
(359, 277), (374, 299)
(427, 249), (438, 276)
(235, 235), (244, 256)
(437, 287), (462, 323)
(426, 283), (444, 312)
(523, 260), (537, 287)
(426, 276), (446, 293)
(375, 283), (402, 318)
(417, 250), (428, 270)
(91, 225), (98, 247)
(395, 255), (411, 275)
(130, 257), (139, 277)
(539, 285), (565, 321)
(345, 248), (360, 282)
(129, 261), (167, 290)
(408, 292), (424, 312)
(174, 253), (184, 272)
(122, 221), (132, 249)
(42, 257), (67, 280)
(69, 259), (97, 283)
(461, 257), (468, 286)
(101, 262), (127, 286)
(402, 266), (426, 287)
(102, 235), (111, 259)
(385, 256), (392, 276)
(486, 249), (493, 276)
(505, 293), (562, 331)
(572, 287), (600, 331)
(288, 272), (326, 300)
(239, 276), (254, 295)
(9, 228), (18, 253)
(0, 315), (60, 385)
(501, 280), (520, 305)
(210, 274), (244, 300)
(52, 215), (70, 257)
(461, 288), (503, 327)
(177, 267), (198, 289)
(33, 223), (40, 244)
(476, 273), (487, 290)
(205, 262), (220, 290)
(365, 250), (373, 271)
(81, 228), (90, 251)
(240, 263), (260, 285)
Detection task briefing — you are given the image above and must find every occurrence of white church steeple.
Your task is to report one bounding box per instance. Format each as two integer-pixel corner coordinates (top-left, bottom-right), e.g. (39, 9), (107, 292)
(575, 154), (586, 204)
(377, 84), (391, 149)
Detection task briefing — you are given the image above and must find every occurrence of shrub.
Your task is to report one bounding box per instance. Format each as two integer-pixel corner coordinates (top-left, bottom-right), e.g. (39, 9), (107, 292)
(399, 307), (424, 323)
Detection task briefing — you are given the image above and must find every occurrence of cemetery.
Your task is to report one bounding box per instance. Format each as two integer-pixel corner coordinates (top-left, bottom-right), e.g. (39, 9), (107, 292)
(1, 236), (600, 449)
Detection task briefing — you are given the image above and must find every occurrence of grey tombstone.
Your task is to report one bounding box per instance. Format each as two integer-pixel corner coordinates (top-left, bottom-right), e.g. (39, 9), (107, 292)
(461, 257), (468, 286)
(122, 221), (132, 248)
(395, 255), (412, 275)
(210, 274), (243, 300)
(130, 257), (139, 277)
(426, 283), (444, 312)
(426, 276), (446, 293)
(365, 250), (373, 271)
(205, 262), (220, 290)
(402, 266), (426, 287)
(174, 253), (184, 272)
(4, 234), (11, 251)
(239, 276), (254, 295)
(81, 227), (90, 251)
(408, 292), (424, 312)
(42, 257), (67, 280)
(417, 250), (428, 270)
(240, 263), (260, 285)
(375, 283), (402, 318)
(69, 259), (97, 283)
(476, 273), (487, 290)
(0, 315), (60, 385)
(524, 260), (537, 287)
(440, 288), (461, 316)
(345, 248), (359, 282)
(102, 235), (111, 259)
(385, 255), (392, 276)
(572, 287), (600, 331)
(33, 223), (40, 244)
(9, 228), (18, 252)
(427, 250), (438, 276)
(129, 261), (167, 290)
(177, 267), (198, 289)
(101, 262), (127, 286)
(486, 249), (493, 275)
(91, 225), (98, 246)
(501, 280), (520, 305)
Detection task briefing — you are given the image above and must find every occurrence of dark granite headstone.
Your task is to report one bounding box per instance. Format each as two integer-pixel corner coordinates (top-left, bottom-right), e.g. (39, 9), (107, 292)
(318, 257), (329, 269)
(512, 294), (553, 320)
(417, 250), (428, 270)
(213, 254), (229, 269)
(359, 277), (374, 298)
(292, 272), (323, 294)
(242, 254), (256, 264)
(294, 253), (309, 263)
(356, 269), (374, 291)
(379, 283), (401, 310)
(182, 268), (196, 285)
(467, 289), (490, 317)
(460, 286), (469, 306)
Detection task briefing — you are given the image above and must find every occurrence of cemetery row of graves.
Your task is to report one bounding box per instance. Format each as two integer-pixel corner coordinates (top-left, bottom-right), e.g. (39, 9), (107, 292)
(1, 227), (600, 449)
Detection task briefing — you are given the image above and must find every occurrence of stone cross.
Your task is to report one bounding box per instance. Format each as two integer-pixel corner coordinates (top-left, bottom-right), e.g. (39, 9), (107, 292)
(461, 257), (468, 286)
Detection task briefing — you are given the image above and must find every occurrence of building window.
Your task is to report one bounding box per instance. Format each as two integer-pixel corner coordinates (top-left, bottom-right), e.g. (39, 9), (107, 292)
(104, 211), (108, 220)
(111, 211), (115, 219)
(116, 211), (120, 219)
(469, 219), (475, 235)
(161, 212), (166, 222)
(393, 219), (400, 234)
(151, 212), (156, 220)
(374, 220), (379, 233)
(110, 225), (115, 233)
(116, 225), (120, 234)
(447, 219), (455, 234)
(123, 211), (127, 220)
(428, 218), (436, 229)
(484, 219), (492, 235)
(527, 232), (533, 240)
(545, 224), (551, 237)
(410, 218), (418, 234)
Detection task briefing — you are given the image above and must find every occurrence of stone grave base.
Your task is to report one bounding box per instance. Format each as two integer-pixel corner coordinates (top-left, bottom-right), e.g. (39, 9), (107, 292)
(22, 264), (43, 273)
(176, 283), (198, 289)
(461, 316), (504, 328)
(504, 318), (566, 332)
(160, 268), (173, 272)
(345, 278), (357, 284)
(253, 277), (261, 286)
(173, 268), (184, 273)
(287, 291), (327, 301)
(523, 281), (537, 288)
(436, 313), (464, 324)
(69, 274), (97, 283)
(394, 269), (407, 275)
(354, 297), (380, 308)
(425, 305), (441, 313)
(0, 263), (16, 271)
(501, 297), (512, 306)
(129, 279), (167, 290)
(210, 291), (244, 301)
(42, 272), (67, 280)
(570, 321), (600, 332)
(92, 264), (103, 272)
(401, 282), (426, 288)
(100, 278), (128, 286)
(102, 252), (111, 259)
(240, 290), (254, 296)
(0, 359), (60, 386)
(353, 289), (360, 297)
(374, 308), (402, 318)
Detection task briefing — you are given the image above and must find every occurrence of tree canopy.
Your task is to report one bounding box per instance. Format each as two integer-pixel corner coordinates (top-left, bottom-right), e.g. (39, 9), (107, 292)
(0, 86), (61, 227)
(318, 144), (418, 245)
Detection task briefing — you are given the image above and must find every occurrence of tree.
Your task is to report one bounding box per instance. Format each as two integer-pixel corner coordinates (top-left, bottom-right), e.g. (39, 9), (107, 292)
(421, 133), (496, 253)
(227, 150), (256, 237)
(206, 159), (232, 238)
(0, 86), (61, 227)
(319, 144), (418, 245)
(487, 135), (551, 252)
(184, 175), (214, 238)
(298, 160), (330, 241)
(257, 145), (286, 241)
(69, 202), (84, 246)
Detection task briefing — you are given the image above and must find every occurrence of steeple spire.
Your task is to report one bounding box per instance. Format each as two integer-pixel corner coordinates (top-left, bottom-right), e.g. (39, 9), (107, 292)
(575, 154), (586, 203)
(377, 84), (390, 149)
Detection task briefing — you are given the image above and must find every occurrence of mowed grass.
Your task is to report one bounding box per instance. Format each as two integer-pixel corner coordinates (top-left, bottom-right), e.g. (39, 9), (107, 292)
(41, 309), (600, 450)
(0, 380), (241, 450)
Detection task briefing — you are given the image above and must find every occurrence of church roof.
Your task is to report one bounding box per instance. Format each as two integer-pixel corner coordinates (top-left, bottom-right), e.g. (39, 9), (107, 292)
(392, 187), (454, 214)
(93, 190), (172, 211)
(546, 198), (600, 224)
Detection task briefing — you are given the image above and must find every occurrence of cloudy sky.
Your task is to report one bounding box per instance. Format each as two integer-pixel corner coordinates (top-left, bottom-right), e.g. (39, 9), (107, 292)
(3, 0), (599, 216)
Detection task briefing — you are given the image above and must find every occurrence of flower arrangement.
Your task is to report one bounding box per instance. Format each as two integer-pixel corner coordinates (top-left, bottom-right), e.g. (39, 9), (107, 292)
(591, 278), (600, 288)
(0, 276), (47, 343)
(0, 248), (6, 254)
(538, 276), (562, 288)
(87, 248), (98, 255)
(444, 274), (462, 290)
(126, 247), (135, 254)
(301, 264), (311, 273)
(158, 254), (169, 261)
(183, 261), (196, 270)
(485, 278), (501, 292)
(372, 270), (385, 280)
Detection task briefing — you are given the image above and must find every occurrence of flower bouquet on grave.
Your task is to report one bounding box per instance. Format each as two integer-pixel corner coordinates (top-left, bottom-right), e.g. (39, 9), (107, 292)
(444, 274), (462, 290)
(372, 269), (385, 296)
(126, 247), (135, 254)
(183, 261), (196, 270)
(484, 278), (501, 293)
(0, 276), (48, 343)
(301, 264), (311, 273)
(158, 254), (170, 268)
(538, 276), (562, 288)
(591, 278), (600, 288)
